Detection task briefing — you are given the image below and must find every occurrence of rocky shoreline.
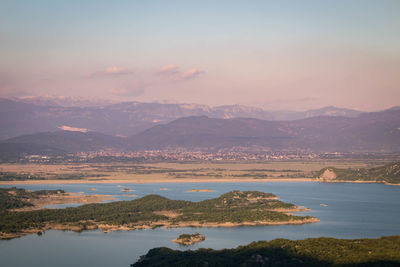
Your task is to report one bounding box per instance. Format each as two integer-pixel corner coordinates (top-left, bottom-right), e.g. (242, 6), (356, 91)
(0, 217), (319, 240)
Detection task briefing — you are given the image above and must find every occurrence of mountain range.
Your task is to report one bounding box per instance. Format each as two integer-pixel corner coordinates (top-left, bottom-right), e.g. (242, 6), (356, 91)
(129, 109), (400, 152)
(1, 105), (399, 155)
(0, 98), (365, 140)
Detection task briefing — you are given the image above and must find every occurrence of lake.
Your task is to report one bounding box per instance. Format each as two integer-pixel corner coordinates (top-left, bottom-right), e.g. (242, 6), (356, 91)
(1, 182), (400, 267)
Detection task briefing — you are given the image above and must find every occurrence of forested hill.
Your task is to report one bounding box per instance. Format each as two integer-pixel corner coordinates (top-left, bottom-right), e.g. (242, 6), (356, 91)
(132, 236), (400, 267)
(315, 162), (400, 184)
(0, 190), (316, 239)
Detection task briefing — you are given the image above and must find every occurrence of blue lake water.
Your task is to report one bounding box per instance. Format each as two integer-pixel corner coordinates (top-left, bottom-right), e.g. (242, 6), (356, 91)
(1, 182), (400, 267)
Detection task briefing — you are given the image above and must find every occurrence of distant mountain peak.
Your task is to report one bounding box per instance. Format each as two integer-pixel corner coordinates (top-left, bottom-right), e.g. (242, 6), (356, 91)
(13, 95), (117, 107)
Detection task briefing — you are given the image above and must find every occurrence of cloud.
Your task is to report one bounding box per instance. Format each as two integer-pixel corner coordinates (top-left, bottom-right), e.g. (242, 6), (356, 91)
(87, 66), (133, 78)
(109, 86), (145, 97)
(104, 66), (132, 75)
(176, 69), (205, 81)
(156, 65), (205, 81)
(58, 125), (88, 132)
(156, 64), (179, 75)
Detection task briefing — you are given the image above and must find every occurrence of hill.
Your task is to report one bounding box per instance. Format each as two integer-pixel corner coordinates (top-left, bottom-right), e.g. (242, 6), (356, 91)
(0, 143), (65, 159)
(132, 236), (400, 267)
(129, 109), (400, 152)
(1, 131), (125, 153)
(315, 162), (400, 184)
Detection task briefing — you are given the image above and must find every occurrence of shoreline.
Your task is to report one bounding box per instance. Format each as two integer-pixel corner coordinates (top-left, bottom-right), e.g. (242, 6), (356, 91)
(0, 217), (319, 240)
(0, 177), (316, 185)
(0, 178), (397, 186)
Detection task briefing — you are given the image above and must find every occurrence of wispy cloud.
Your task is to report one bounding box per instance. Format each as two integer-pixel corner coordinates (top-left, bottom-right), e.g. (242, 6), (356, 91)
(156, 64), (179, 75)
(156, 65), (205, 81)
(87, 66), (133, 78)
(176, 69), (205, 81)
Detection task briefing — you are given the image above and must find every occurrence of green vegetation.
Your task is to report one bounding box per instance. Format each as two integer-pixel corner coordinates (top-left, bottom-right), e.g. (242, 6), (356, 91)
(0, 187), (64, 213)
(177, 233), (205, 242)
(132, 236), (400, 267)
(0, 172), (45, 181)
(315, 162), (400, 184)
(0, 161), (380, 183)
(0, 171), (108, 181)
(0, 190), (315, 237)
(174, 233), (205, 245)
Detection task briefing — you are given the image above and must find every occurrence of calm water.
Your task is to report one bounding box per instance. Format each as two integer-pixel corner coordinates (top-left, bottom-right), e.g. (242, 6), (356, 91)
(1, 182), (400, 267)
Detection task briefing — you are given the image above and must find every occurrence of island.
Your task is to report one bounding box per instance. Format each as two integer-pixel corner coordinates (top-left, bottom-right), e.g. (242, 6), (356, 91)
(121, 188), (135, 192)
(132, 236), (400, 266)
(186, 189), (215, 192)
(0, 189), (318, 240)
(315, 162), (400, 184)
(172, 233), (205, 245)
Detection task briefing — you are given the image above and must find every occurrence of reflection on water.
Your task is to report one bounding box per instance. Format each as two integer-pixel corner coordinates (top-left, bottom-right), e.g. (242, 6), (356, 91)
(1, 182), (399, 267)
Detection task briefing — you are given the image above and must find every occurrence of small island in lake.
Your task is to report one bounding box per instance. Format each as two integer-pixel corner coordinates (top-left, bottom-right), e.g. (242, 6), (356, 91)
(0, 189), (318, 239)
(186, 189), (214, 192)
(172, 233), (205, 245)
(121, 188), (135, 192)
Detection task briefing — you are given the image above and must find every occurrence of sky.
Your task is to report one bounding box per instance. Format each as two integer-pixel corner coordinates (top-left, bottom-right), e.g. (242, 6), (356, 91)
(0, 0), (399, 111)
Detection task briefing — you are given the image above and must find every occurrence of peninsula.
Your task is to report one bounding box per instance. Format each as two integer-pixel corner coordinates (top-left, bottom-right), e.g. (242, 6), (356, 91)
(0, 187), (114, 212)
(0, 190), (317, 240)
(315, 162), (400, 184)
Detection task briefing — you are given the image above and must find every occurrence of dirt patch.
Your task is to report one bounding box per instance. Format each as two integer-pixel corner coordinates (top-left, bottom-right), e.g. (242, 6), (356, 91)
(153, 210), (182, 218)
(319, 169), (337, 180)
(12, 193), (115, 211)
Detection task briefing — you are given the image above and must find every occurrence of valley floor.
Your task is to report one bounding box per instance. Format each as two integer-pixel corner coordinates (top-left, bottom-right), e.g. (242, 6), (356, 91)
(0, 160), (388, 185)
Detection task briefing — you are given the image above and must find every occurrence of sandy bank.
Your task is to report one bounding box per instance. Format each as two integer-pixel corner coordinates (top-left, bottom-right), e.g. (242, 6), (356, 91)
(12, 192), (115, 211)
(0, 177), (317, 185)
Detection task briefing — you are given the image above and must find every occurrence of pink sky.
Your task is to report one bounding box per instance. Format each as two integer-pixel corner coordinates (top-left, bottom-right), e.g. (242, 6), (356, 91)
(1, 1), (399, 111)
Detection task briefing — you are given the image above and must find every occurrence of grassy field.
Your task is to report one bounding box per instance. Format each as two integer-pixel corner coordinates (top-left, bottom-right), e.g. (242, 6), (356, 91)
(0, 160), (382, 184)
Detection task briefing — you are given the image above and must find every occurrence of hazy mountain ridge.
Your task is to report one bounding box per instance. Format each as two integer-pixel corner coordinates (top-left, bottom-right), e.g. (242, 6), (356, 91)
(11, 96), (117, 107)
(1, 108), (398, 155)
(1, 131), (125, 153)
(0, 143), (66, 159)
(128, 109), (400, 152)
(0, 98), (366, 140)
